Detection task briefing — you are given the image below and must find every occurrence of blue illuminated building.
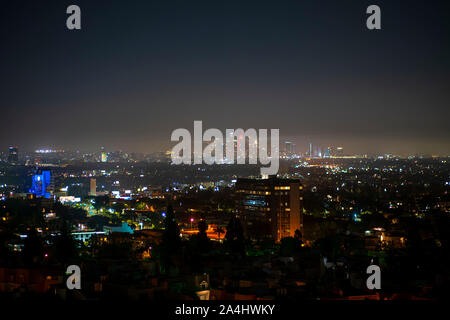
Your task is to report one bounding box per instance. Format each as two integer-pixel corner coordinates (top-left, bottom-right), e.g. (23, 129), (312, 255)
(30, 170), (52, 198)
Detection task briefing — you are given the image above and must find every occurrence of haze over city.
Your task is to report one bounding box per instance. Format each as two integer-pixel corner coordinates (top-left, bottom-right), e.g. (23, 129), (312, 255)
(1, 0), (449, 156)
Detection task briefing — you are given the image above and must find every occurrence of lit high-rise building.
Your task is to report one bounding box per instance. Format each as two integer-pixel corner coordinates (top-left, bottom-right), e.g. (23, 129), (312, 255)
(285, 141), (294, 155)
(8, 146), (18, 164)
(30, 169), (52, 198)
(235, 176), (303, 242)
(89, 178), (97, 196)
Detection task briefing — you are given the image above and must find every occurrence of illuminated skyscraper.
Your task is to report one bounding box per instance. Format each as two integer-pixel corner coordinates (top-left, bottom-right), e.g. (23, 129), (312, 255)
(285, 141), (294, 155)
(30, 169), (52, 198)
(8, 146), (18, 164)
(236, 176), (303, 242)
(89, 178), (97, 196)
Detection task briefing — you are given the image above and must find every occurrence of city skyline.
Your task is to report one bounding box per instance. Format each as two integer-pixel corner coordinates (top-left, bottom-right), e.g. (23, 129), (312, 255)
(3, 139), (450, 158)
(3, 145), (450, 160)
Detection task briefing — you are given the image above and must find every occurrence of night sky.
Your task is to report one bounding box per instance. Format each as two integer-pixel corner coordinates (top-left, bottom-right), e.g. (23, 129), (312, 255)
(1, 0), (449, 155)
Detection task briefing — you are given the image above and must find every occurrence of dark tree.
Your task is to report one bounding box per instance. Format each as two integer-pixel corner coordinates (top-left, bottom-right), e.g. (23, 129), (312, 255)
(214, 226), (225, 240)
(157, 204), (182, 273)
(294, 229), (303, 242)
(112, 201), (126, 214)
(198, 219), (207, 239)
(225, 217), (245, 256)
(280, 233), (303, 256)
(195, 219), (211, 253)
(51, 222), (79, 264)
(162, 205), (181, 252)
(23, 229), (45, 266)
(93, 195), (109, 214)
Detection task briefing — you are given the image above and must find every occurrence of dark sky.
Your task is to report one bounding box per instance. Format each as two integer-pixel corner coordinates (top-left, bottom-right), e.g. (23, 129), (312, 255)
(1, 0), (449, 155)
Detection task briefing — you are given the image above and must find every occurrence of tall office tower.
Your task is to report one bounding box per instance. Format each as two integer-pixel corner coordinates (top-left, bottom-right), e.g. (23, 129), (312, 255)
(316, 146), (322, 158)
(89, 178), (97, 196)
(223, 130), (245, 164)
(235, 176), (303, 242)
(328, 146), (335, 157)
(309, 142), (313, 158)
(336, 147), (344, 157)
(8, 146), (19, 164)
(324, 147), (331, 158)
(285, 141), (294, 155)
(100, 146), (108, 162)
